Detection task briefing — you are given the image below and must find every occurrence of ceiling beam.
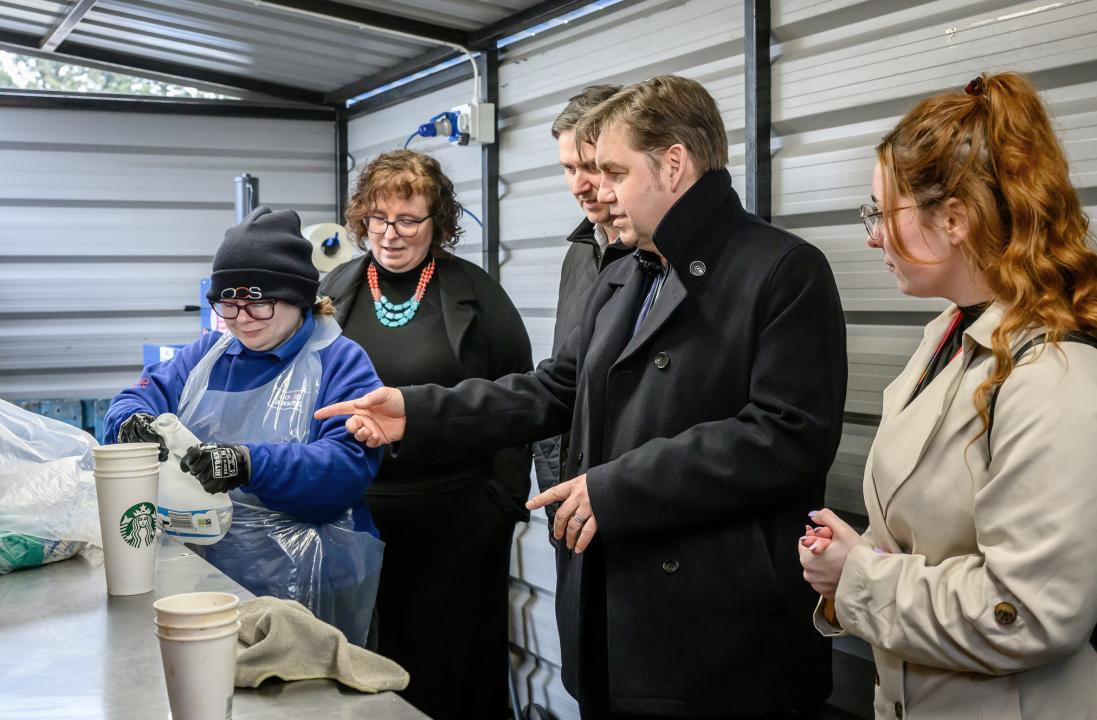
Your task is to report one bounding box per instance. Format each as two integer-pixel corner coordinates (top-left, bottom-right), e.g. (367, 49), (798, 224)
(0, 28), (325, 105)
(255, 0), (467, 46)
(0, 90), (335, 120)
(468, 0), (596, 47)
(335, 0), (622, 107)
(325, 45), (459, 104)
(39, 0), (99, 53)
(345, 59), (472, 119)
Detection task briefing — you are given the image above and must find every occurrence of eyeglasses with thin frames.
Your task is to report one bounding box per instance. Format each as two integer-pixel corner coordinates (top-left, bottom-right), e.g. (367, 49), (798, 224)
(366, 215), (430, 238)
(859, 203), (919, 239)
(211, 300), (278, 320)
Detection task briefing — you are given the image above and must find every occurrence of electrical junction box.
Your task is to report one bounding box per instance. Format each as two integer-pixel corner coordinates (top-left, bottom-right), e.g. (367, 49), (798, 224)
(450, 101), (495, 145)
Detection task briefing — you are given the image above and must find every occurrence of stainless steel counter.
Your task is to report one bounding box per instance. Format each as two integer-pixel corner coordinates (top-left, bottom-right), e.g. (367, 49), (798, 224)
(0, 539), (427, 720)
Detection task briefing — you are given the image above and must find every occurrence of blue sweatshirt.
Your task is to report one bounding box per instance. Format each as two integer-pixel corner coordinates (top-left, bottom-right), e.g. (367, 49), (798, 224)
(104, 312), (383, 534)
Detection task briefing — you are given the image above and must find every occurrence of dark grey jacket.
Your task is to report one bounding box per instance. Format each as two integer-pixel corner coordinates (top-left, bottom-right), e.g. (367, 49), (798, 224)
(320, 252), (533, 518)
(533, 221), (629, 503)
(396, 169), (847, 714)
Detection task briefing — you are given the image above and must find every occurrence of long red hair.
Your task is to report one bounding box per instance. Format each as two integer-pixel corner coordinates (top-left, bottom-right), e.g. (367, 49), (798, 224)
(877, 72), (1096, 434)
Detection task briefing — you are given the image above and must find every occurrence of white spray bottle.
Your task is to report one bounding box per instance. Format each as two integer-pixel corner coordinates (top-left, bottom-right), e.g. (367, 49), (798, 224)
(153, 413), (233, 545)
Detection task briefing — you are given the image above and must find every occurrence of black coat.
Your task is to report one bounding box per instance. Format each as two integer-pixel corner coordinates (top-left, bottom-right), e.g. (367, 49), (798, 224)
(320, 252), (533, 515)
(399, 169), (847, 715)
(552, 220), (632, 355)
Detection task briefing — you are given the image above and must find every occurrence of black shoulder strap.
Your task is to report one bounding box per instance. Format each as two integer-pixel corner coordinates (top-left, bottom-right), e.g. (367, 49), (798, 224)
(987, 332), (1097, 449)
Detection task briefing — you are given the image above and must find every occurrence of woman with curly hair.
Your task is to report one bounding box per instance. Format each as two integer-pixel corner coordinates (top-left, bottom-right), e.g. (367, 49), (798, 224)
(799, 72), (1097, 718)
(320, 149), (532, 719)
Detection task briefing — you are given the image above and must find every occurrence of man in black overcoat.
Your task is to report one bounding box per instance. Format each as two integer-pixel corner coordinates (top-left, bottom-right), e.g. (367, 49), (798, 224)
(318, 75), (847, 719)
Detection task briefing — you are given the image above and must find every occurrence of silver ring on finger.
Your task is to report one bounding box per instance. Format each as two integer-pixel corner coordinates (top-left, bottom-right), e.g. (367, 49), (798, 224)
(571, 513), (587, 525)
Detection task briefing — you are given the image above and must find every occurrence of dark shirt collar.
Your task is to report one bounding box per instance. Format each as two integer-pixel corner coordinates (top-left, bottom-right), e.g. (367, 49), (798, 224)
(225, 308), (314, 359)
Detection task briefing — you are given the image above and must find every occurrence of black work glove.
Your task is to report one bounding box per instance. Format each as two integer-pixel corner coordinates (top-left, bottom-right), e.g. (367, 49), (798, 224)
(179, 443), (251, 494)
(118, 412), (168, 462)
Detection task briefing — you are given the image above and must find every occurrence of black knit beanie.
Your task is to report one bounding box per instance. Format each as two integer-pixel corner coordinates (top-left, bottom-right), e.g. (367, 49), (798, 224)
(207, 206), (319, 308)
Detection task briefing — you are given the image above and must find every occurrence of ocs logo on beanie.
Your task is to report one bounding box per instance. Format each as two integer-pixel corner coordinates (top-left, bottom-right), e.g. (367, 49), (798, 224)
(207, 206), (320, 309)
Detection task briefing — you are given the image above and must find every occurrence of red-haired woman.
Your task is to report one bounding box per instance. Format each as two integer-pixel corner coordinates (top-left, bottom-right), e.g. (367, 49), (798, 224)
(320, 149), (531, 719)
(800, 73), (1097, 718)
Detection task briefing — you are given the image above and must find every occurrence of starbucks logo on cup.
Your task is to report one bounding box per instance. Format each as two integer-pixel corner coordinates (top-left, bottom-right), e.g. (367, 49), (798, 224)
(119, 502), (158, 548)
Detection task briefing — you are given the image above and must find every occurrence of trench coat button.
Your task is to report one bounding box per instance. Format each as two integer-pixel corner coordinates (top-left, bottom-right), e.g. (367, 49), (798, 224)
(576, 450), (583, 464)
(654, 352), (670, 369)
(689, 260), (706, 277)
(662, 560), (679, 574)
(994, 602), (1018, 625)
(893, 701), (903, 719)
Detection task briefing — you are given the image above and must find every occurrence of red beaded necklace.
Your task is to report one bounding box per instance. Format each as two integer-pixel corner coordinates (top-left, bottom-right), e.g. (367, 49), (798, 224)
(366, 259), (436, 328)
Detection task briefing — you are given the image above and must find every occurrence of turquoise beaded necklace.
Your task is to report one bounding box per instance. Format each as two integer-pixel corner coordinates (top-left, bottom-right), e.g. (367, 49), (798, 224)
(366, 259), (436, 328)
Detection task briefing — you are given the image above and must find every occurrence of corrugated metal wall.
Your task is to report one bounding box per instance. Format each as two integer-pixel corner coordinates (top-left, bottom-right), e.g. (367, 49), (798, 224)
(0, 108), (336, 401)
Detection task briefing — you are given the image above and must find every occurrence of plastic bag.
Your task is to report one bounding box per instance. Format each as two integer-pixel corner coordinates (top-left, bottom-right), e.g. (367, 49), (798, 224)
(0, 399), (101, 574)
(192, 491), (384, 648)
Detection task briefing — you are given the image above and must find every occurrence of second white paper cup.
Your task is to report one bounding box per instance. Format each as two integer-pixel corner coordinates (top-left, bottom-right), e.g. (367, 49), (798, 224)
(156, 621), (238, 720)
(154, 591), (240, 628)
(155, 617), (240, 640)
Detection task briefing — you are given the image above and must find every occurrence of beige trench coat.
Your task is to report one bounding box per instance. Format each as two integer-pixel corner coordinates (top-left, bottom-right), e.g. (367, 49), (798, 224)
(817, 302), (1097, 719)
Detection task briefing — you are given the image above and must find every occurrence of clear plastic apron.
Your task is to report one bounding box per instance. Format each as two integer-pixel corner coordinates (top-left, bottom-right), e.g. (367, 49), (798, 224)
(178, 316), (383, 647)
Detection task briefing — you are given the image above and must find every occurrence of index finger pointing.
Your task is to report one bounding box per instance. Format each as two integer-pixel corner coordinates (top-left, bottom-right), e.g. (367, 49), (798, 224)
(314, 400), (360, 420)
(526, 483), (571, 511)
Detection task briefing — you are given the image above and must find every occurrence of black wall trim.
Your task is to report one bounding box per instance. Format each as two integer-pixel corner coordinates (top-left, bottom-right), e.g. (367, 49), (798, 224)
(469, 0), (596, 47)
(845, 311), (941, 326)
(336, 105), (350, 223)
(258, 0), (466, 46)
(744, 0), (772, 222)
(843, 411), (882, 427)
(0, 91), (334, 120)
(481, 49), (501, 281)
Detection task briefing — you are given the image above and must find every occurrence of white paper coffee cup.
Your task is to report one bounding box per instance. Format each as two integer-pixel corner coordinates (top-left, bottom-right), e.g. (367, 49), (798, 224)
(154, 591), (240, 627)
(93, 443), (160, 472)
(93, 463), (159, 595)
(156, 621), (238, 720)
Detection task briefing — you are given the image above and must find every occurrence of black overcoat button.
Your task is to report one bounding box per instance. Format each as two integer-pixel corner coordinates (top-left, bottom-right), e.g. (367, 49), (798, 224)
(662, 560), (679, 574)
(654, 352), (670, 369)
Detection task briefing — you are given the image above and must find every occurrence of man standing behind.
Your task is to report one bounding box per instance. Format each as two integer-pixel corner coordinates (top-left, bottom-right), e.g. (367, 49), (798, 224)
(318, 75), (847, 719)
(534, 84), (630, 503)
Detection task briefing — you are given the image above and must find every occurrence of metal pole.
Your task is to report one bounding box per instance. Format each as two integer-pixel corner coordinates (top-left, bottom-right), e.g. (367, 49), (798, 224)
(335, 105), (350, 223)
(744, 0), (772, 222)
(234, 173), (260, 222)
(479, 47), (501, 280)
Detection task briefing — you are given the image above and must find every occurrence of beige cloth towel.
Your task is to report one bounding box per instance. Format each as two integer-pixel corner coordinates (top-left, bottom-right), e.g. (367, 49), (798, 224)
(235, 596), (409, 692)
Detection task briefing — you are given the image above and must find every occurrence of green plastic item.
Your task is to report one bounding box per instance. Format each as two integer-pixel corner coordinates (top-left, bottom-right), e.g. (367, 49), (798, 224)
(0, 532), (84, 574)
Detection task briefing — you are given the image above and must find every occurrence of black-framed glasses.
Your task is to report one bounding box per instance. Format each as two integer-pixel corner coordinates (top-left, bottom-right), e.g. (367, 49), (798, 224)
(211, 300), (278, 320)
(366, 215), (430, 237)
(859, 203), (919, 239)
